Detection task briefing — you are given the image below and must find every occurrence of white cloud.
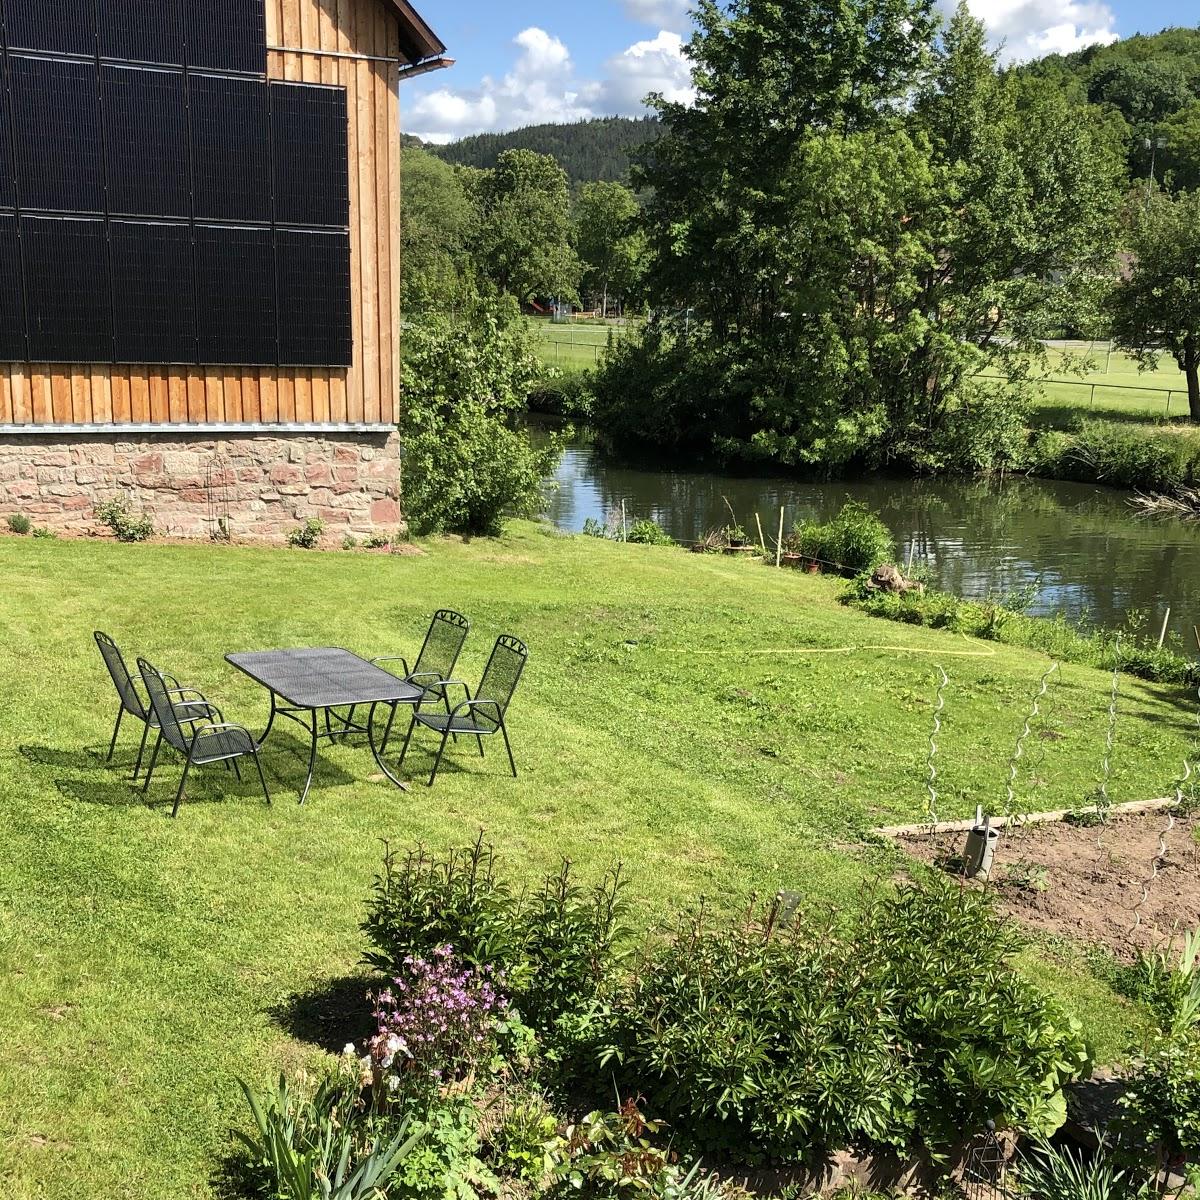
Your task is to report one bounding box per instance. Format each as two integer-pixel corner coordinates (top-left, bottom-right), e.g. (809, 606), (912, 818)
(949, 0), (1118, 62)
(622, 0), (692, 34)
(406, 25), (694, 143)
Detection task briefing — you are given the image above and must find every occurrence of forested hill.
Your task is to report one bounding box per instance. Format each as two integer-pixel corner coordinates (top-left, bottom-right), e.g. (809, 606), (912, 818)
(1012, 25), (1200, 186)
(432, 117), (660, 184)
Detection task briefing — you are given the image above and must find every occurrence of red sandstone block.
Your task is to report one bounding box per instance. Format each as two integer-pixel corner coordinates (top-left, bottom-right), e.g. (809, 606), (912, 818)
(61, 495), (93, 512)
(334, 445), (360, 464)
(269, 464), (303, 485)
(305, 464), (333, 485)
(33, 452), (71, 468)
(371, 499), (400, 524)
(131, 453), (163, 473)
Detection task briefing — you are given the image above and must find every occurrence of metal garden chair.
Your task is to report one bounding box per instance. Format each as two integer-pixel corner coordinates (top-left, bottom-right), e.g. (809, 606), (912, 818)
(395, 634), (528, 787)
(137, 658), (271, 818)
(354, 609), (470, 751)
(94, 631), (212, 779)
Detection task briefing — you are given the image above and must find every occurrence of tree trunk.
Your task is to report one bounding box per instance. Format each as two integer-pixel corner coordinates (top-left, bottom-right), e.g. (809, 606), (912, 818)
(1187, 336), (1200, 422)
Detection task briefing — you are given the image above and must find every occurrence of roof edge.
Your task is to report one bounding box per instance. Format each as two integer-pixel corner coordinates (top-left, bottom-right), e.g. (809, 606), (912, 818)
(385, 0), (447, 63)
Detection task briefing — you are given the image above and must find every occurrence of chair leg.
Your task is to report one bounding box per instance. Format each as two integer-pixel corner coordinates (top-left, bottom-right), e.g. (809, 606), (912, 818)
(142, 732), (163, 793)
(252, 753), (271, 805)
(500, 724), (517, 778)
(477, 735), (485, 758)
(106, 707), (124, 762)
(396, 712), (418, 767)
(231, 758), (242, 783)
(132, 721), (151, 780)
(428, 725), (453, 788)
(171, 756), (193, 819)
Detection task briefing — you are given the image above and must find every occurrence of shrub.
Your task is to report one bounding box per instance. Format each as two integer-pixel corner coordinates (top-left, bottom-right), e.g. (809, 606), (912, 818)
(94, 496), (154, 543)
(625, 519), (675, 546)
(402, 297), (562, 537)
(236, 1069), (420, 1200)
(528, 371), (595, 418)
(1028, 420), (1200, 492)
(6, 513), (31, 535)
(1119, 1029), (1200, 1169)
(603, 880), (1088, 1161)
(362, 945), (507, 1106)
(362, 836), (628, 1044)
(287, 518), (325, 549)
(486, 1087), (564, 1185)
(791, 501), (894, 573)
(31, 526), (57, 540)
(342, 534), (359, 550)
(364, 532), (392, 550)
(390, 1093), (496, 1200)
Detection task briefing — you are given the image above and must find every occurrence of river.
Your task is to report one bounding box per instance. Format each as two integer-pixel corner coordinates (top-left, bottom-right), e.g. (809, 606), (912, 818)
(539, 428), (1200, 642)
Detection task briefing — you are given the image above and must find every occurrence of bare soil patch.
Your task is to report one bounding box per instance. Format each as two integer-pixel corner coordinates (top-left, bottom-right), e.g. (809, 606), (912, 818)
(898, 810), (1200, 957)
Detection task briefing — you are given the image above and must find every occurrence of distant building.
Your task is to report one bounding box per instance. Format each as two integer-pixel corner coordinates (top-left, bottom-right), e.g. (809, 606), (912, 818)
(0, 0), (447, 540)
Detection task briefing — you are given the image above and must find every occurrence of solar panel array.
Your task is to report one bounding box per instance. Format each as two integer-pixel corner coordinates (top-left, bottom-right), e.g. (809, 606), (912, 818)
(0, 0), (352, 367)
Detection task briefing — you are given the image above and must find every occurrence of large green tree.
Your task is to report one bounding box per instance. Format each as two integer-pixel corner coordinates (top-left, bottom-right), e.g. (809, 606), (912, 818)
(596, 2), (1120, 472)
(572, 180), (644, 316)
(471, 149), (580, 302)
(1110, 188), (1200, 422)
(399, 144), (477, 308)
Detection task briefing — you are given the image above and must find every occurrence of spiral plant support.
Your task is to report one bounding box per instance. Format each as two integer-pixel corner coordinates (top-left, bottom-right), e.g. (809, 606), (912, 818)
(1004, 662), (1060, 829)
(925, 665), (949, 830)
(1127, 760), (1190, 941)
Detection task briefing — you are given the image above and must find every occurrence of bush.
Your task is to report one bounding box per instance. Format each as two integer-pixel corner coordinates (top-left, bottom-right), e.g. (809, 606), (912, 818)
(31, 526), (57, 540)
(94, 496), (154, 543)
(402, 296), (562, 537)
(791, 501), (894, 573)
(287, 518), (325, 549)
(603, 880), (1088, 1161)
(362, 836), (629, 1045)
(6, 513), (31, 535)
(626, 519), (675, 546)
(236, 1069), (420, 1200)
(1028, 420), (1200, 492)
(847, 584), (1199, 686)
(528, 370), (595, 418)
(1119, 1029), (1200, 1169)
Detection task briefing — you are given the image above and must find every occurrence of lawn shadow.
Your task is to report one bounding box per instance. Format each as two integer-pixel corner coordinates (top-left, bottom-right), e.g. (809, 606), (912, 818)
(210, 1147), (261, 1200)
(55, 777), (148, 807)
(270, 973), (377, 1054)
(20, 743), (106, 769)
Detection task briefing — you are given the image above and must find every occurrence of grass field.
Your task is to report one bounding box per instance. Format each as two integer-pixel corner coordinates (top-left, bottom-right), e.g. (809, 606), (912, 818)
(1, 524), (1195, 1196)
(529, 320), (1196, 425)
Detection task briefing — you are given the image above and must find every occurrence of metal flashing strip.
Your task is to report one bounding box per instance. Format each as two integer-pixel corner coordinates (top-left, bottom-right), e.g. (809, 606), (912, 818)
(0, 422), (394, 435)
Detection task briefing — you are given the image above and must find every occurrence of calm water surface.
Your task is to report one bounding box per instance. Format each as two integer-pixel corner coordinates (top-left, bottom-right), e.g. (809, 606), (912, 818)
(538, 428), (1200, 640)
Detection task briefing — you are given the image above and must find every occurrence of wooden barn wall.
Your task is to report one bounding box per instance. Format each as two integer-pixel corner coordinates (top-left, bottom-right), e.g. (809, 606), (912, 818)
(0, 0), (401, 428)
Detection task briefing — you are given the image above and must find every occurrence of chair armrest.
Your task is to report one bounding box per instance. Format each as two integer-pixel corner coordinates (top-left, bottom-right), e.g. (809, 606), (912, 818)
(178, 700), (224, 724)
(192, 721), (255, 746)
(450, 699), (502, 722)
(371, 656), (411, 677)
(427, 677), (470, 696)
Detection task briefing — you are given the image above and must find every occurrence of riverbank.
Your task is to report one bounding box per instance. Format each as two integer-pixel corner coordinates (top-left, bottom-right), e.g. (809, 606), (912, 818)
(0, 523), (1191, 1196)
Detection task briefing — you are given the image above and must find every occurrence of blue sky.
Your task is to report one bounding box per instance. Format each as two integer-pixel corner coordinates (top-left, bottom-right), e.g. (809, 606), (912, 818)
(402, 0), (1199, 143)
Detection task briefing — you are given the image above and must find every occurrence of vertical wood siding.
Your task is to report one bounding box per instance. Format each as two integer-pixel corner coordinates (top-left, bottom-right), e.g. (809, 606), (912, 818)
(0, 0), (400, 428)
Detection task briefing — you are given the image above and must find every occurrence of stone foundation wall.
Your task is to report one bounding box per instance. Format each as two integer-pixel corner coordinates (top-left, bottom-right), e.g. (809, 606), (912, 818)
(0, 429), (402, 542)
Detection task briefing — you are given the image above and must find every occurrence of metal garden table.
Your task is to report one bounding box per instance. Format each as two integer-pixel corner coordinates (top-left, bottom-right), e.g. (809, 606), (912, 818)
(226, 647), (424, 803)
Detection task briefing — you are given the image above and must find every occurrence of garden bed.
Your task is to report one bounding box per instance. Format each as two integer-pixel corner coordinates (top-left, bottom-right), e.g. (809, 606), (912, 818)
(896, 809), (1200, 957)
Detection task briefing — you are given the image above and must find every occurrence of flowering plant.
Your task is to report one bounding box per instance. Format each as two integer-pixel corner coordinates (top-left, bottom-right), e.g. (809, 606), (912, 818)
(354, 944), (508, 1106)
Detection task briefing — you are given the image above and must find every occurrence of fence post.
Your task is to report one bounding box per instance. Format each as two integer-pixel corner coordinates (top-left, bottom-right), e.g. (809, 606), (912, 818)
(776, 508), (785, 569)
(1167, 391), (1173, 418)
(1158, 608), (1171, 650)
(1090, 383), (1096, 410)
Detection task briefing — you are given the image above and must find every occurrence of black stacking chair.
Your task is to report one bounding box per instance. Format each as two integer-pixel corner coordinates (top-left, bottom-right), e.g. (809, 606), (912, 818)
(364, 610), (471, 749)
(138, 658), (271, 818)
(396, 635), (528, 787)
(94, 631), (212, 779)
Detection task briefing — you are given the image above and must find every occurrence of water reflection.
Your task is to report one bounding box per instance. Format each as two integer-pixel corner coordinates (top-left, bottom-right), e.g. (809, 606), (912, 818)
(540, 428), (1200, 638)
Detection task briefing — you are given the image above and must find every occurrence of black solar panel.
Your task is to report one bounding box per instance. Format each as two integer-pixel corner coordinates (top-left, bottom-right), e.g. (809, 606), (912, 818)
(4, 0), (96, 56)
(271, 83), (350, 228)
(195, 224), (276, 364)
(103, 66), (190, 218)
(22, 217), (113, 363)
(190, 73), (271, 222)
(184, 0), (266, 75)
(0, 73), (13, 210)
(111, 220), (196, 363)
(0, 216), (26, 360)
(10, 56), (104, 213)
(276, 228), (351, 366)
(99, 0), (186, 66)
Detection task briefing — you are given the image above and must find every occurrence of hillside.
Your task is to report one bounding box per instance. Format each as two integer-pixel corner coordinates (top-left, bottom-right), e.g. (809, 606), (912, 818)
(1012, 25), (1200, 185)
(432, 116), (660, 184)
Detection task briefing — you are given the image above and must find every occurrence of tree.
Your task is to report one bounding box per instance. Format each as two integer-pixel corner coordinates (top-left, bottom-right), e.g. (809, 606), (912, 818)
(596, 1), (1119, 472)
(400, 293), (562, 535)
(399, 145), (477, 308)
(472, 149), (580, 302)
(1160, 102), (1200, 191)
(572, 181), (644, 316)
(1110, 188), (1200, 422)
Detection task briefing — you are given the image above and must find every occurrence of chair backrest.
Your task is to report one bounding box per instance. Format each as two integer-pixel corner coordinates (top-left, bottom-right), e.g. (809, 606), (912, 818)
(473, 636), (528, 728)
(136, 658), (190, 751)
(94, 631), (146, 720)
(412, 609), (470, 680)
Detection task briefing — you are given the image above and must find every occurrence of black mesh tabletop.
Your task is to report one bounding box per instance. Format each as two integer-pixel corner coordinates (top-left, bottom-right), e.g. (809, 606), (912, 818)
(226, 648), (425, 709)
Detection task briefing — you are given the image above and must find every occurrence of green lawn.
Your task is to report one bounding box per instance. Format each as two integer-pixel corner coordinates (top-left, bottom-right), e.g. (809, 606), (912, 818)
(1, 524), (1193, 1197)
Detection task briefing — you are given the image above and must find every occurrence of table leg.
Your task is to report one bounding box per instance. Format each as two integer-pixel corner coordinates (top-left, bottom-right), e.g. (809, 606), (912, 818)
(259, 691), (279, 744)
(298, 707), (319, 805)
(367, 701), (410, 793)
